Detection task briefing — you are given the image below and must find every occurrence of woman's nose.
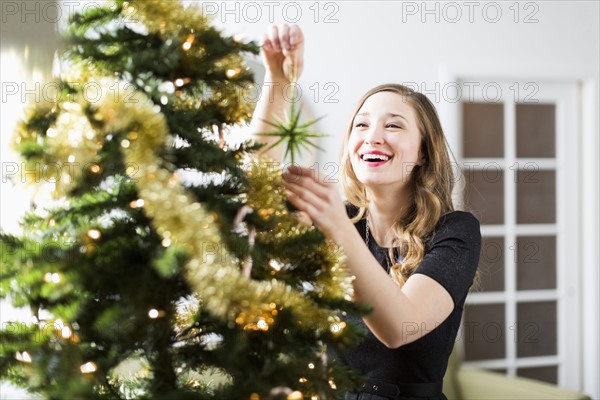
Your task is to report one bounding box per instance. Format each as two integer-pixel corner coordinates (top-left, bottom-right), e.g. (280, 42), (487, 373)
(364, 126), (384, 144)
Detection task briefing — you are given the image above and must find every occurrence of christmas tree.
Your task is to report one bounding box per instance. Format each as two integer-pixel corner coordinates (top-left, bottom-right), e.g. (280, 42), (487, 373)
(0, 1), (365, 399)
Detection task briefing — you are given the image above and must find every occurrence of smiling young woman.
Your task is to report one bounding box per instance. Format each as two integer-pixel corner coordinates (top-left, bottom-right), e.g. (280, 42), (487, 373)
(340, 84), (460, 286)
(250, 24), (481, 400)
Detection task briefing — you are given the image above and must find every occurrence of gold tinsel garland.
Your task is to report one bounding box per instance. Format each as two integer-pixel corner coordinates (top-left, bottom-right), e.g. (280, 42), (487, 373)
(18, 75), (353, 333)
(244, 161), (354, 302)
(13, 89), (102, 196)
(122, 0), (255, 124)
(122, 0), (209, 37)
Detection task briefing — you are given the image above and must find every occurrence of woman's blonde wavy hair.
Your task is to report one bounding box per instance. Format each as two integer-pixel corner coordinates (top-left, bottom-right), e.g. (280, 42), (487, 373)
(340, 83), (456, 287)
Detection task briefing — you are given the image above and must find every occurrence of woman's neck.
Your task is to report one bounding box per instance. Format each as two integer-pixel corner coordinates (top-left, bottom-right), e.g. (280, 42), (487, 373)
(366, 187), (411, 247)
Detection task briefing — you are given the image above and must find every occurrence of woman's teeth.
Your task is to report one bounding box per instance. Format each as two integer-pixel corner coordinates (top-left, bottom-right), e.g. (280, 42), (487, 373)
(361, 154), (390, 161)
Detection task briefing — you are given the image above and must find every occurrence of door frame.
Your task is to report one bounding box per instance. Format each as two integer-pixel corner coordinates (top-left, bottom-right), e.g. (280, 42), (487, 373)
(436, 65), (598, 397)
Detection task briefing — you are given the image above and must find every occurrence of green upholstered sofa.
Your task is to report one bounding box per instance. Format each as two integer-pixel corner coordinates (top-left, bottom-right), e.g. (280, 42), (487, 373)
(443, 347), (592, 400)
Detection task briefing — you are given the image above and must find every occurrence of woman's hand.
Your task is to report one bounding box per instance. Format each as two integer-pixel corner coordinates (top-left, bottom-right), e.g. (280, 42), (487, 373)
(261, 24), (304, 83)
(282, 165), (352, 241)
(248, 25), (304, 161)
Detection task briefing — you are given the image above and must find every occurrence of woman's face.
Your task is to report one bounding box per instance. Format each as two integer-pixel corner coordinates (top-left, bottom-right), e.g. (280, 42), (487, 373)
(348, 91), (423, 192)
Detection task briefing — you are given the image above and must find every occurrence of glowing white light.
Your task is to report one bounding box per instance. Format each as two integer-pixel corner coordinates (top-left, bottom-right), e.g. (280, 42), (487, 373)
(226, 68), (239, 78)
(80, 361), (97, 373)
(329, 321), (347, 334)
(87, 229), (101, 240)
(16, 351), (32, 363)
(61, 326), (73, 339)
(130, 199), (145, 208)
(269, 259), (283, 271)
(256, 318), (268, 331)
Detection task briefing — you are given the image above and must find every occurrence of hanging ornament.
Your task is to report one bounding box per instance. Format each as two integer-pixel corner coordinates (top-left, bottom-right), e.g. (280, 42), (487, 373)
(257, 61), (327, 164)
(234, 205), (256, 278)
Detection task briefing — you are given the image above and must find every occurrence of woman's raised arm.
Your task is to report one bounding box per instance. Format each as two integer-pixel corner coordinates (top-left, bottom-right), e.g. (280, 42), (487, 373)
(248, 24), (304, 162)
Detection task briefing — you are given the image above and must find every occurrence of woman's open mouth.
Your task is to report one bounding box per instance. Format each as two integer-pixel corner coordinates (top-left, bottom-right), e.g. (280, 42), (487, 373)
(360, 152), (393, 167)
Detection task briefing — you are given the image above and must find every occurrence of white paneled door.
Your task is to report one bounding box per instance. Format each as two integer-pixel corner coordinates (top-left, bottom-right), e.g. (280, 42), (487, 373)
(456, 80), (581, 390)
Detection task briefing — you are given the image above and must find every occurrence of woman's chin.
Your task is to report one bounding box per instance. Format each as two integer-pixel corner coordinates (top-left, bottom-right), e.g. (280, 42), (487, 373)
(358, 176), (411, 193)
(357, 176), (390, 187)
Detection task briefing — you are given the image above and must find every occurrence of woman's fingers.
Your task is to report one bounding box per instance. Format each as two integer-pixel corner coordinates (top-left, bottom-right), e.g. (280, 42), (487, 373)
(269, 25), (282, 51)
(289, 24), (304, 76)
(285, 179), (336, 220)
(294, 211), (313, 226)
(261, 24), (304, 82)
(282, 164), (350, 242)
(283, 165), (312, 180)
(262, 34), (274, 52)
(282, 169), (330, 200)
(289, 24), (304, 48)
(278, 23), (291, 51)
(269, 24), (294, 51)
(285, 180), (321, 206)
(283, 165), (329, 187)
(286, 184), (319, 217)
(285, 177), (345, 240)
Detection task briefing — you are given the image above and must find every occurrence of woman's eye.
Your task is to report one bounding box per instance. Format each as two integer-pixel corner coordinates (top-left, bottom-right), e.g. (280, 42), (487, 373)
(354, 122), (368, 128)
(386, 123), (402, 129)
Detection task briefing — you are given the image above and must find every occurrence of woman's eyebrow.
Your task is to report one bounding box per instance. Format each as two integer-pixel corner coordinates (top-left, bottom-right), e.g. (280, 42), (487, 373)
(356, 112), (408, 122)
(386, 112), (408, 122)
